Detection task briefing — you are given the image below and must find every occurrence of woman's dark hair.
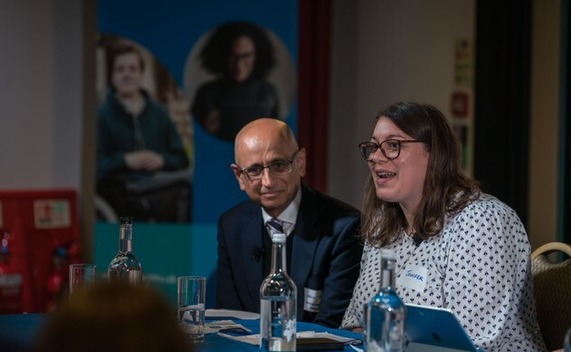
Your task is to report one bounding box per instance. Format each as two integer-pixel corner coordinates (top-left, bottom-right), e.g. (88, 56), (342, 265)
(361, 101), (480, 247)
(198, 21), (276, 79)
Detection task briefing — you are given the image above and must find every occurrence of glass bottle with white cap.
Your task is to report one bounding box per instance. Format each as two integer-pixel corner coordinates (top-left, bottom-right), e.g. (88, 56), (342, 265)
(260, 231), (297, 352)
(108, 217), (142, 284)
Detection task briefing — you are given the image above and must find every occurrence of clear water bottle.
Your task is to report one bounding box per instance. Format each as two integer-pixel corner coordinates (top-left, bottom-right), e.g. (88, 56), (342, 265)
(108, 217), (142, 283)
(260, 232), (297, 352)
(367, 248), (405, 352)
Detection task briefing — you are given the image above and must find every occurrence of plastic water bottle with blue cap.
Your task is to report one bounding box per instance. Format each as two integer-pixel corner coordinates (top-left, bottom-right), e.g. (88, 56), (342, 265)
(367, 248), (406, 352)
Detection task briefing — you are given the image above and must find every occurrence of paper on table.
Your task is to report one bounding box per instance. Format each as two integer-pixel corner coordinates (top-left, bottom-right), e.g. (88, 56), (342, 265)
(205, 309), (260, 320)
(204, 320), (252, 334)
(218, 330), (357, 346)
(218, 332), (260, 345)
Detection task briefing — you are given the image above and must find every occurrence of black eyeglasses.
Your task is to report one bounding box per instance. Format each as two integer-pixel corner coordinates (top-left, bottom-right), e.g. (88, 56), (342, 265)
(238, 150), (299, 180)
(358, 140), (422, 161)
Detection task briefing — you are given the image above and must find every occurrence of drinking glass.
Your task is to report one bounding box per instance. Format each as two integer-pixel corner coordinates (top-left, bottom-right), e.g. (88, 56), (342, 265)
(69, 263), (96, 296)
(177, 276), (206, 341)
(564, 326), (571, 352)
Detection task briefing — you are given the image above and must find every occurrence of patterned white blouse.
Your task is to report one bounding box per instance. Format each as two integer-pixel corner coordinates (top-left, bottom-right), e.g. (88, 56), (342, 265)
(341, 194), (547, 352)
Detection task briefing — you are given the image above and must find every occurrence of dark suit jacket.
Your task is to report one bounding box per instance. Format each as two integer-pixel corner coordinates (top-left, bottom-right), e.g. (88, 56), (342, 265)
(216, 185), (362, 328)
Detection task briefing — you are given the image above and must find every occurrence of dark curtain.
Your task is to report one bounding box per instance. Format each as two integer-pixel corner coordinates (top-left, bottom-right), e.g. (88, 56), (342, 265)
(474, 0), (533, 226)
(297, 0), (331, 192)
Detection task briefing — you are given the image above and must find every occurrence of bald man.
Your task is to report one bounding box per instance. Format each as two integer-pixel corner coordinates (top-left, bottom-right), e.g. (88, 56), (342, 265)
(215, 118), (362, 328)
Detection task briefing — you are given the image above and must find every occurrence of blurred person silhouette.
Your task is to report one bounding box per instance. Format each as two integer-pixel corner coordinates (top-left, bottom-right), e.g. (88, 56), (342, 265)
(96, 41), (191, 223)
(35, 281), (192, 352)
(191, 21), (279, 142)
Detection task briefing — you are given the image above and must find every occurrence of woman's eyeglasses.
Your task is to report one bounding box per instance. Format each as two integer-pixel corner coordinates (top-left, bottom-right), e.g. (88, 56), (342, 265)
(358, 140), (422, 161)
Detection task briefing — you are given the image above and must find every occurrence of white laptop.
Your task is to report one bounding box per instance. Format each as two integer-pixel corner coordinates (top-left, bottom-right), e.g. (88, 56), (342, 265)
(405, 304), (481, 352)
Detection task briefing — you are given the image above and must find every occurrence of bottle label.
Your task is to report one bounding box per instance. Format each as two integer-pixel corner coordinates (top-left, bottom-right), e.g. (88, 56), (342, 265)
(397, 265), (428, 292)
(260, 298), (296, 351)
(303, 287), (321, 313)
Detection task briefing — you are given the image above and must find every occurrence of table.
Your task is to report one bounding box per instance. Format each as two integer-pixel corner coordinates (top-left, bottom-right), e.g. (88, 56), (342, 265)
(198, 318), (362, 351)
(0, 313), (362, 352)
(0, 313), (45, 352)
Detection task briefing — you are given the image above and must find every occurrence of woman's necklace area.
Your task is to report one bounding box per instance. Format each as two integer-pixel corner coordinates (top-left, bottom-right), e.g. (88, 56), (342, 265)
(394, 229), (423, 278)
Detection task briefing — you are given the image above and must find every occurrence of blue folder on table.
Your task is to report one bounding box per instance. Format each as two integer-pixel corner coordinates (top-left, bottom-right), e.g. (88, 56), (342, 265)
(405, 304), (480, 352)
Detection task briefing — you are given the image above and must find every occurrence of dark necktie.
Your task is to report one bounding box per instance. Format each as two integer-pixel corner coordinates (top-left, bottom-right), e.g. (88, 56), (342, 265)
(267, 218), (285, 235)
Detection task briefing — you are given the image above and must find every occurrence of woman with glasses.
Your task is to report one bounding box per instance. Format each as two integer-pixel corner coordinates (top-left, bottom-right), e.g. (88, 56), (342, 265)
(341, 102), (546, 351)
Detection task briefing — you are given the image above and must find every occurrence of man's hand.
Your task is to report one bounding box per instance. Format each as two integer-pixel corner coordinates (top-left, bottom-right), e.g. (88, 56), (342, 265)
(124, 150), (165, 171)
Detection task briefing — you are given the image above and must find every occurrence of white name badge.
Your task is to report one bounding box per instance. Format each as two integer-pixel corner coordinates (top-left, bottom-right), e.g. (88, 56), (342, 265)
(304, 288), (322, 312)
(397, 265), (428, 292)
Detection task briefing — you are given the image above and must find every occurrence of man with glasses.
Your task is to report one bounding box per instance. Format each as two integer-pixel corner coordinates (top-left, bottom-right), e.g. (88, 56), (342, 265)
(215, 118), (362, 328)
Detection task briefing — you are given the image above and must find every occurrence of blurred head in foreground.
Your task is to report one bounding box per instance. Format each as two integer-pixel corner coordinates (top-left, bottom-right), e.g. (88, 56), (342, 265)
(36, 281), (192, 352)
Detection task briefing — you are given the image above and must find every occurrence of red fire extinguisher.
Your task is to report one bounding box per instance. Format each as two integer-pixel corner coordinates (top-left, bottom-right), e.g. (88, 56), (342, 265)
(45, 246), (69, 312)
(0, 231), (24, 314)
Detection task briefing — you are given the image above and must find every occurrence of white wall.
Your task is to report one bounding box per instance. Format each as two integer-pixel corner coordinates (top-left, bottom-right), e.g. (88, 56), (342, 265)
(0, 1), (55, 187)
(0, 0), (83, 190)
(329, 0), (476, 209)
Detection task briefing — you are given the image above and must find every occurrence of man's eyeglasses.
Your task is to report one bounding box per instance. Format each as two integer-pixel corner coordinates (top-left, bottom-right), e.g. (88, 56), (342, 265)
(238, 150), (299, 180)
(358, 140), (422, 161)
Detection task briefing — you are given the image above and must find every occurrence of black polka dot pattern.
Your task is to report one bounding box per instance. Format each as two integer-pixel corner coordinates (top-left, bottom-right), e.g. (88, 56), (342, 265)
(341, 194), (547, 351)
